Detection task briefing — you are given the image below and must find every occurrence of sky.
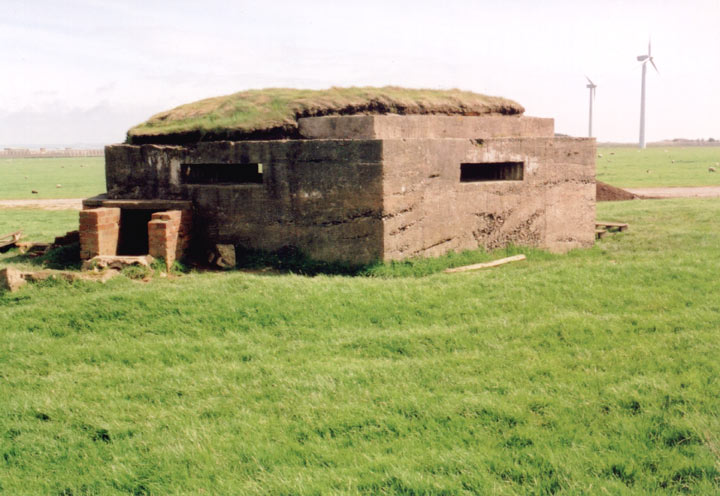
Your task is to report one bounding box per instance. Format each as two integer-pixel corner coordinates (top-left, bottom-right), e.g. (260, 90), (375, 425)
(2, 0), (719, 146)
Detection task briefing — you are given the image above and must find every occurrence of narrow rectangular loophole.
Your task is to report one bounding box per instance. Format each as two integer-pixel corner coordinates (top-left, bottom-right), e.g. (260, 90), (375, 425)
(460, 162), (524, 182)
(181, 163), (263, 185)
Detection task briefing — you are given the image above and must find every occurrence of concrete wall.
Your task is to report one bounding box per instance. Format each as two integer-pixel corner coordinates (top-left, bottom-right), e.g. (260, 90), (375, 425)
(381, 137), (596, 260)
(298, 115), (554, 140)
(100, 115), (595, 264)
(105, 140), (385, 263)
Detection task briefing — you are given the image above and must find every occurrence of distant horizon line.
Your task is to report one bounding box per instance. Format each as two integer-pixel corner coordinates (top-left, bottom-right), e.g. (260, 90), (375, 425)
(2, 138), (719, 150)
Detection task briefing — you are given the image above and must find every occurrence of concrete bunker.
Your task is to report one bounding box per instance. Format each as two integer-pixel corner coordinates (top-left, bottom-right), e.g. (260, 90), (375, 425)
(80, 87), (596, 265)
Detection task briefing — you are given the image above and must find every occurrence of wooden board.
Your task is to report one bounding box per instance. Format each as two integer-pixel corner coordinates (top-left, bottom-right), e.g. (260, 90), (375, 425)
(596, 221), (628, 231)
(16, 242), (51, 255)
(444, 254), (526, 273)
(0, 230), (22, 249)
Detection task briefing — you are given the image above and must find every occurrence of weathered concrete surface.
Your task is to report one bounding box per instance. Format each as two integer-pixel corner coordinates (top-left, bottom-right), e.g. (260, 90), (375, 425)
(99, 114), (595, 264)
(209, 244), (236, 268)
(82, 255), (153, 271)
(83, 196), (191, 210)
(381, 137), (596, 259)
(105, 140), (385, 263)
(0, 267), (26, 292)
(1, 266), (120, 292)
(299, 115), (554, 140)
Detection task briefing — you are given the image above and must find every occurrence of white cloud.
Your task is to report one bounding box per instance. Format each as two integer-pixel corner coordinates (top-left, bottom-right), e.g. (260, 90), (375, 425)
(1, 0), (719, 144)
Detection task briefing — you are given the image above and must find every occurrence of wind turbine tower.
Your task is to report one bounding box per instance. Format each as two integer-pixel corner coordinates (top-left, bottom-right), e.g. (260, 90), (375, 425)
(585, 76), (597, 138)
(637, 40), (659, 149)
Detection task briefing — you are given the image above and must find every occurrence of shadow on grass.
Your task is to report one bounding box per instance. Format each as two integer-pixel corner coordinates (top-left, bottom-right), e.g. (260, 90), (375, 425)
(235, 246), (369, 276)
(3, 243), (82, 271)
(3, 242), (564, 279)
(234, 244), (558, 278)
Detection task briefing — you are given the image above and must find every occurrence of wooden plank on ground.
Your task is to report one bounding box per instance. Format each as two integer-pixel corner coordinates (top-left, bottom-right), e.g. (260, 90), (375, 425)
(596, 221), (629, 231)
(16, 242), (51, 256)
(0, 230), (23, 250)
(444, 254), (526, 274)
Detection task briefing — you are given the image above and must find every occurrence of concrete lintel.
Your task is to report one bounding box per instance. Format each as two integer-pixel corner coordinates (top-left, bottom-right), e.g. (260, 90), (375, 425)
(298, 115), (554, 140)
(83, 195), (192, 210)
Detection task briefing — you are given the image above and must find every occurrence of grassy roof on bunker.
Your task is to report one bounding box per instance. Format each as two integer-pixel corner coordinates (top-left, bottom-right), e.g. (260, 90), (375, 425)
(126, 87), (525, 145)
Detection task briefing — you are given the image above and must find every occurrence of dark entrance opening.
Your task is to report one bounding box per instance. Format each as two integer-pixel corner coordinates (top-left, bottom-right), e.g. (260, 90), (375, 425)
(460, 162), (524, 182)
(117, 209), (155, 255)
(181, 163), (263, 185)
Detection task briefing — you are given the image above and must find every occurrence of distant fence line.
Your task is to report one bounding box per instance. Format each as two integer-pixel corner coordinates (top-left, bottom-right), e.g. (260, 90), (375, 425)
(0, 148), (104, 159)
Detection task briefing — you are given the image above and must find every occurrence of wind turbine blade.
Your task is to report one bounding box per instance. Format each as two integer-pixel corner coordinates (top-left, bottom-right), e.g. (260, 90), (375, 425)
(585, 75), (595, 85)
(648, 39), (652, 56)
(650, 58), (659, 74)
(637, 55), (648, 61)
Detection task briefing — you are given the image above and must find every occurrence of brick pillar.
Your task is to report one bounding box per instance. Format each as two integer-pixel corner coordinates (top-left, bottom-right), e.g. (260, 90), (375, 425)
(176, 210), (192, 261)
(148, 210), (192, 267)
(79, 207), (120, 260)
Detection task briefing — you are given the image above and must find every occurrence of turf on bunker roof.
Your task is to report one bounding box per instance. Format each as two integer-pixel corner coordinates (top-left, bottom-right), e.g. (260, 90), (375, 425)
(126, 87), (525, 145)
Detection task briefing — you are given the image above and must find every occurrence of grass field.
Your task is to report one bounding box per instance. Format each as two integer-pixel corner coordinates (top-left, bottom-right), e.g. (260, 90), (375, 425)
(0, 157), (105, 199)
(0, 147), (718, 202)
(597, 146), (720, 188)
(1, 198), (720, 494)
(0, 208), (79, 241)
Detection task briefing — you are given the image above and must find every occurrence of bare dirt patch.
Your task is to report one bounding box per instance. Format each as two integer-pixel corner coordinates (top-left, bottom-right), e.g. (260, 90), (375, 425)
(597, 181), (640, 202)
(625, 186), (720, 199)
(0, 199), (83, 210)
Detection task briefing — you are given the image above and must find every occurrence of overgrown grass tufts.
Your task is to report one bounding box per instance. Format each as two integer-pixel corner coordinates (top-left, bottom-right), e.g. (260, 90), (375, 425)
(126, 86), (524, 144)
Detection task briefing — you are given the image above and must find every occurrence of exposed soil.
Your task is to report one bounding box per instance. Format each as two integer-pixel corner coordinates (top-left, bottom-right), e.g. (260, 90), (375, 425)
(596, 183), (720, 201)
(624, 186), (720, 199)
(0, 199), (83, 210)
(596, 181), (641, 202)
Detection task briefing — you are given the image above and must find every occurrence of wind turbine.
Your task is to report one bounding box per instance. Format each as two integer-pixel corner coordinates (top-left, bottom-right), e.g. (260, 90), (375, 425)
(585, 76), (597, 138)
(637, 40), (659, 148)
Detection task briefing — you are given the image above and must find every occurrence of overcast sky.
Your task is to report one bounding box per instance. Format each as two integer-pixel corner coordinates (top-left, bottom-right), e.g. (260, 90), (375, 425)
(2, 0), (719, 146)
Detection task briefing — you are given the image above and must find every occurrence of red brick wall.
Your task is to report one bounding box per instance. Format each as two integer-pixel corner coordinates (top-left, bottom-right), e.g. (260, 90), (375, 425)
(79, 207), (120, 259)
(79, 207), (191, 263)
(148, 210), (192, 267)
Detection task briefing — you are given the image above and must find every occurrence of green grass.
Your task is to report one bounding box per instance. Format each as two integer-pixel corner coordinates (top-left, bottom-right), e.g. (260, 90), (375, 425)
(597, 146), (720, 188)
(0, 157), (105, 199)
(0, 209), (80, 271)
(2, 199), (720, 494)
(127, 87), (523, 143)
(0, 208), (79, 241)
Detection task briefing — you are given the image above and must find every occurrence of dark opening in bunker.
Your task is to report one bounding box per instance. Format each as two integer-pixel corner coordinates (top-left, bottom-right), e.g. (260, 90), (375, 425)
(181, 163), (263, 185)
(117, 209), (154, 255)
(460, 162), (524, 182)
